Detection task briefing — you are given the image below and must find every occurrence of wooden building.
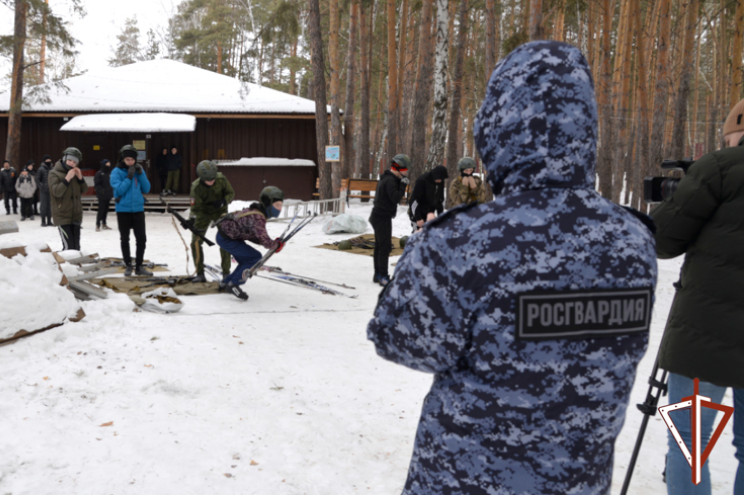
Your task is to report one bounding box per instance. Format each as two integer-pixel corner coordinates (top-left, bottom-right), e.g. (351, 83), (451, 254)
(0, 59), (319, 200)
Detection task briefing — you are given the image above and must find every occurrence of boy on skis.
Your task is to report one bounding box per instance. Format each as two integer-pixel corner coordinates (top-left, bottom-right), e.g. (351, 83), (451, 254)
(215, 186), (285, 300)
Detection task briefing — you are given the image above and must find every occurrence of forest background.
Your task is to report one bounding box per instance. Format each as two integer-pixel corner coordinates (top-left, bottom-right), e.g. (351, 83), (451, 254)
(2, 0), (744, 212)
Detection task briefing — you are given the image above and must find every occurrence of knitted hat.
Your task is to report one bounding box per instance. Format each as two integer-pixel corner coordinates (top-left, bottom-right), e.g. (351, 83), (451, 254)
(723, 98), (744, 136)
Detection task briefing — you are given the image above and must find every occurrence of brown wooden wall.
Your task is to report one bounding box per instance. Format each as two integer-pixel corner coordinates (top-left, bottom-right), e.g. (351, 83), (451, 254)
(0, 114), (318, 199)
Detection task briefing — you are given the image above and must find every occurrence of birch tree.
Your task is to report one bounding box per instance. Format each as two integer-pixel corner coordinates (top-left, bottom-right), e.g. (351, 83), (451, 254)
(426, 0), (449, 171)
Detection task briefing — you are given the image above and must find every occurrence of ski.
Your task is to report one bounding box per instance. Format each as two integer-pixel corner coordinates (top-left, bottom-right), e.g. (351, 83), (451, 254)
(254, 272), (358, 298)
(260, 265), (356, 290)
(246, 213), (317, 278)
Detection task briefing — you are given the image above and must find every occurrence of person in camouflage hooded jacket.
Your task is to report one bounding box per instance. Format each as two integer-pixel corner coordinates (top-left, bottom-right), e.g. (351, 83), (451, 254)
(367, 41), (658, 494)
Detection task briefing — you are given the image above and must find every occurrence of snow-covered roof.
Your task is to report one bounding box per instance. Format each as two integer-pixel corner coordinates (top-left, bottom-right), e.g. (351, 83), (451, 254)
(217, 157), (315, 167)
(0, 59), (320, 115)
(60, 113), (197, 132)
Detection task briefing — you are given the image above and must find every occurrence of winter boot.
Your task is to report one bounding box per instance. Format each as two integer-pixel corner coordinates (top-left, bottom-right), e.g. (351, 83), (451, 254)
(225, 282), (248, 301)
(135, 265), (153, 276)
(124, 264), (133, 277)
(191, 273), (207, 283)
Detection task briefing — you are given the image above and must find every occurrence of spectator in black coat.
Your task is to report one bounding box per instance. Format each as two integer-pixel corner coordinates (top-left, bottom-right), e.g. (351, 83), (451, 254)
(408, 165), (448, 231)
(1, 160), (18, 215)
(37, 155), (53, 226)
(164, 146), (183, 195)
(94, 158), (114, 231)
(369, 154), (410, 286)
(156, 147), (168, 194)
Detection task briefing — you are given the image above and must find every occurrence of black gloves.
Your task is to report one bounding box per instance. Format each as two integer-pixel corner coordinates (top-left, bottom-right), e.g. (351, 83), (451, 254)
(127, 166), (136, 179)
(212, 199), (226, 209)
(135, 164), (143, 175)
(180, 217), (195, 230)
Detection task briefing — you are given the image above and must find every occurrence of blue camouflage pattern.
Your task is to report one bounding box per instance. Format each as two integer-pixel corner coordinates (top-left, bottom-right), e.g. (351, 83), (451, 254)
(367, 41), (657, 494)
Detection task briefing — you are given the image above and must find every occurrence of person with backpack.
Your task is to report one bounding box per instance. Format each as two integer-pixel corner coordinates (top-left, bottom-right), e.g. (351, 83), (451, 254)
(215, 186), (284, 300)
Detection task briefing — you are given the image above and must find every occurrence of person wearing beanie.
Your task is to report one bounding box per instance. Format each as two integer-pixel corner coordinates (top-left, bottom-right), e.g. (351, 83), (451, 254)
(407, 164), (448, 231)
(37, 154), (54, 226)
(368, 41), (657, 494)
(110, 144), (152, 276)
(48, 147), (87, 250)
(446, 157), (488, 209)
(163, 145), (183, 195)
(0, 159), (18, 215)
(94, 158), (114, 231)
(215, 185), (284, 300)
(15, 164), (37, 221)
(652, 98), (744, 494)
(369, 153), (410, 286)
(24, 160), (39, 216)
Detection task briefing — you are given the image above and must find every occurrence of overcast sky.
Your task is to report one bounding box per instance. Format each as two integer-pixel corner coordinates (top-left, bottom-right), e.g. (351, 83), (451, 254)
(1, 0), (177, 89)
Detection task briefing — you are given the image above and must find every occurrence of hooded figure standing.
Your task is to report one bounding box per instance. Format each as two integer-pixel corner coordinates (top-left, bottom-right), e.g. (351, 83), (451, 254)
(94, 158), (114, 231)
(407, 164), (448, 231)
(37, 155), (53, 226)
(367, 41), (658, 494)
(110, 145), (152, 276)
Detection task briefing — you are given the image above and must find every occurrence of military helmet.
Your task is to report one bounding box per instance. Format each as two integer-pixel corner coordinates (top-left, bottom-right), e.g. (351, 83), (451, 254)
(260, 186), (284, 207)
(458, 157), (476, 172)
(391, 154), (411, 171)
(119, 144), (138, 160)
(62, 146), (82, 164)
(196, 160), (218, 181)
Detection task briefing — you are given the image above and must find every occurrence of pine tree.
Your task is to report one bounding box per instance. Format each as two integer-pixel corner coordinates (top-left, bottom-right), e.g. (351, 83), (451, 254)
(109, 17), (142, 67)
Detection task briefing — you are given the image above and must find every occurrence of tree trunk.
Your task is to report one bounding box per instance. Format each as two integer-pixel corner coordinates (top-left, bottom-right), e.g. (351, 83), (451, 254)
(596, 0), (614, 199)
(670, 0), (698, 160)
(307, 0), (331, 199)
(329, 0), (343, 197)
(529, 0), (543, 40)
(358, 0), (372, 178)
(484, 0), (498, 77)
(386, 0), (399, 159)
(410, 0), (434, 181)
(731, 0), (744, 108)
(649, 0), (672, 169)
(6, 0), (28, 168)
(445, 0), (468, 177)
(343, 0), (359, 184)
(426, 0), (449, 171)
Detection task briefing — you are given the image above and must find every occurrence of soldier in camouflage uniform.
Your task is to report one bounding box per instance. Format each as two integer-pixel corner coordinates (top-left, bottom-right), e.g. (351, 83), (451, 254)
(367, 41), (658, 494)
(189, 160), (235, 282)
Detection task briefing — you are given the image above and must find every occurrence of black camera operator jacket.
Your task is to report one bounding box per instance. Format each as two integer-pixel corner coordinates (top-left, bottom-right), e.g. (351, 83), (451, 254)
(652, 138), (744, 389)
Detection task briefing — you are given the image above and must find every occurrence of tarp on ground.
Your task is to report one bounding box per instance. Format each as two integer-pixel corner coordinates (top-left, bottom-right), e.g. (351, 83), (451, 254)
(315, 234), (405, 257)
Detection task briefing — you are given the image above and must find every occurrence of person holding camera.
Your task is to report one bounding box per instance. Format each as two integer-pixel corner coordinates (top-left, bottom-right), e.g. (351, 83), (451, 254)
(652, 99), (744, 495)
(367, 41), (657, 494)
(188, 160), (235, 283)
(48, 147), (87, 251)
(369, 153), (410, 286)
(110, 144), (152, 276)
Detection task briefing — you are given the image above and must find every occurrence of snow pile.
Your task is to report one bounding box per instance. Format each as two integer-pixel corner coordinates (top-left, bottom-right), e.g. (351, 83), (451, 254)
(0, 245), (81, 339)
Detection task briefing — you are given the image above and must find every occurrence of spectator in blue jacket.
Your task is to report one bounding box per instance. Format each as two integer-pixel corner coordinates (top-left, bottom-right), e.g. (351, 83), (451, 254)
(367, 41), (658, 494)
(110, 144), (151, 276)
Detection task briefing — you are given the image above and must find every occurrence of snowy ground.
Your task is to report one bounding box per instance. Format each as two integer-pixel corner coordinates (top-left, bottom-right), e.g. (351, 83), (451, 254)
(0, 200), (737, 495)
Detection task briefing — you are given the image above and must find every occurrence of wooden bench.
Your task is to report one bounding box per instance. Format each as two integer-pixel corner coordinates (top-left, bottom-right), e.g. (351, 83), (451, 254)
(312, 177), (409, 204)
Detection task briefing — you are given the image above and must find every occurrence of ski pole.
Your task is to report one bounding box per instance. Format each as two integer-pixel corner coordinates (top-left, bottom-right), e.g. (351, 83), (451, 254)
(620, 357), (669, 494)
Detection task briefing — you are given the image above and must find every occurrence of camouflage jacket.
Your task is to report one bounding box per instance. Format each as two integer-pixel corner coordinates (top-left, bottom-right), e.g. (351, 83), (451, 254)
(367, 41), (657, 494)
(446, 174), (487, 209)
(190, 173), (235, 230)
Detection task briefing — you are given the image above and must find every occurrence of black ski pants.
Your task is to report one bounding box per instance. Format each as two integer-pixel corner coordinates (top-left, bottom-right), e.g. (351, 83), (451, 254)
(117, 211), (147, 268)
(96, 196), (111, 228)
(369, 210), (393, 279)
(4, 190), (17, 214)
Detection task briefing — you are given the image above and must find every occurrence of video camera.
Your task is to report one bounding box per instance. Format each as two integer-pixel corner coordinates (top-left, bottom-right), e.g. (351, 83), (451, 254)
(643, 159), (694, 203)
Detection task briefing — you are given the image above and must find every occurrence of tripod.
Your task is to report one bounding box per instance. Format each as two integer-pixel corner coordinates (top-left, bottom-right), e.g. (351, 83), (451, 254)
(620, 357), (669, 494)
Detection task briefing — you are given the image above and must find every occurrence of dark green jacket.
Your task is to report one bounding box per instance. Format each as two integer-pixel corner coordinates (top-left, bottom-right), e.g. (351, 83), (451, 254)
(189, 173), (235, 230)
(651, 140), (744, 388)
(48, 160), (87, 226)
